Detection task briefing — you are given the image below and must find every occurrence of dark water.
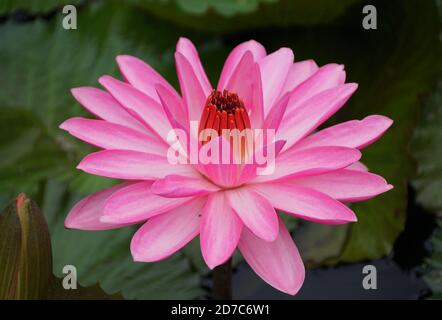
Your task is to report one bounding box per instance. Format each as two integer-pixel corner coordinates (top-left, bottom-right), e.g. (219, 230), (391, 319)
(233, 258), (428, 300)
(231, 187), (437, 300)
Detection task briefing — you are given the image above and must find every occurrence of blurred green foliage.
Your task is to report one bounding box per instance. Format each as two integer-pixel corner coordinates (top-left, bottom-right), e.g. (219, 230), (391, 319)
(0, 0), (441, 298)
(0, 0), (81, 15)
(129, 0), (360, 32)
(412, 81), (442, 214)
(412, 81), (442, 298)
(424, 219), (442, 299)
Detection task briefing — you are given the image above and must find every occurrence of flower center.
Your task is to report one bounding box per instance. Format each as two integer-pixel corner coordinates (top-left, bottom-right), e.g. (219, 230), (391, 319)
(198, 89), (251, 137)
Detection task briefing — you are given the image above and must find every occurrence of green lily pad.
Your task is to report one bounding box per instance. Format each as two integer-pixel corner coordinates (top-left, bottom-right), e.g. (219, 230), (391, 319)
(131, 0), (361, 33)
(424, 219), (442, 299)
(0, 0), (81, 15)
(0, 108), (71, 193)
(412, 80), (442, 214)
(166, 0), (277, 16)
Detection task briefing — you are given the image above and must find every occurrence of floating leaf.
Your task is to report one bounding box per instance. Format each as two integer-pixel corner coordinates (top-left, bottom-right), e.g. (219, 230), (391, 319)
(424, 219), (442, 299)
(0, 108), (71, 193)
(0, 0), (82, 15)
(172, 0), (277, 16)
(131, 0), (361, 32)
(412, 80), (442, 214)
(294, 224), (348, 268)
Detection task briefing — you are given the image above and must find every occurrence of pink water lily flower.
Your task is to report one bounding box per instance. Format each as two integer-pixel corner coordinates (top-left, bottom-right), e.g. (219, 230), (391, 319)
(61, 38), (393, 295)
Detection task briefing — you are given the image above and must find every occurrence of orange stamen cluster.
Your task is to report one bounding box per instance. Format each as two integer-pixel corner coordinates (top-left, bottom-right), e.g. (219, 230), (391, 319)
(199, 90), (251, 137)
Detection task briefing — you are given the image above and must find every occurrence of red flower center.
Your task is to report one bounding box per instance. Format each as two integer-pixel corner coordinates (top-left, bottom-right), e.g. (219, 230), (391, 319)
(198, 89), (251, 137)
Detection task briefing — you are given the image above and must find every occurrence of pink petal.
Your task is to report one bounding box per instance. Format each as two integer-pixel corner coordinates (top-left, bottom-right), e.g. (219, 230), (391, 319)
(64, 182), (134, 230)
(252, 146), (361, 183)
(278, 83), (358, 150)
(59, 117), (168, 156)
(250, 183), (357, 224)
(155, 84), (188, 129)
(175, 52), (208, 122)
(77, 149), (194, 180)
(224, 50), (255, 111)
(200, 192), (243, 269)
(101, 181), (191, 224)
(284, 63), (346, 115)
(217, 40), (266, 90)
(176, 37), (212, 95)
(264, 91), (291, 132)
(258, 48), (294, 116)
(201, 161), (242, 188)
(196, 135), (242, 187)
(151, 174), (220, 198)
(289, 169), (393, 202)
(249, 64), (265, 130)
(130, 197), (206, 262)
(99, 75), (172, 142)
(238, 217), (305, 295)
(116, 55), (179, 104)
(293, 115), (393, 151)
(281, 60), (319, 94)
(226, 188), (279, 241)
(347, 161), (369, 171)
(71, 87), (147, 134)
(238, 139), (287, 185)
